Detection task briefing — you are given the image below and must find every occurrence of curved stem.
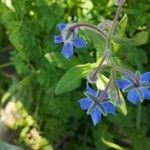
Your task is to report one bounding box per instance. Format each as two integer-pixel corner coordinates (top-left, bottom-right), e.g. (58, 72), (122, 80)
(68, 23), (107, 39)
(91, 1), (126, 102)
(96, 1), (126, 103)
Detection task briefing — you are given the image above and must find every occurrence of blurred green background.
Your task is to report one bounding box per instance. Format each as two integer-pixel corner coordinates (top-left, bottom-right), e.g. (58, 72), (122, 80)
(0, 0), (150, 150)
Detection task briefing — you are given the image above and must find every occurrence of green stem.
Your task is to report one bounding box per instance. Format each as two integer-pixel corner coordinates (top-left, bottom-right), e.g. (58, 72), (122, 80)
(87, 0), (125, 86)
(136, 103), (142, 129)
(104, 1), (125, 104)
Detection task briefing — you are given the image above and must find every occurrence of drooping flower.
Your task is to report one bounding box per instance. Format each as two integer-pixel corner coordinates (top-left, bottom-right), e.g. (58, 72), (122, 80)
(54, 23), (86, 59)
(116, 72), (150, 104)
(79, 83), (116, 126)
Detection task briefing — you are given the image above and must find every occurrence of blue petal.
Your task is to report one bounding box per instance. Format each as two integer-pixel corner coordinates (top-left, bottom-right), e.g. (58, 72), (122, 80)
(143, 88), (150, 100)
(79, 98), (92, 110)
(90, 107), (102, 126)
(127, 89), (140, 104)
(86, 83), (97, 97)
(116, 79), (132, 90)
(61, 43), (74, 59)
(57, 23), (66, 31)
(73, 37), (86, 48)
(102, 102), (116, 115)
(141, 72), (150, 82)
(54, 35), (63, 43)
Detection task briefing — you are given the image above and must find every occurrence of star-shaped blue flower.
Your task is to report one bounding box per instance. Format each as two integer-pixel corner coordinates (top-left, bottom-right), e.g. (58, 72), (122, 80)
(54, 23), (86, 59)
(79, 83), (116, 126)
(116, 72), (150, 104)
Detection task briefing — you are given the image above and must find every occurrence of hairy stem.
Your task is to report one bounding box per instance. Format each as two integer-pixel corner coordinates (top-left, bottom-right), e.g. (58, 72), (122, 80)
(69, 23), (107, 39)
(91, 1), (126, 101)
(99, 1), (126, 104)
(90, 50), (109, 81)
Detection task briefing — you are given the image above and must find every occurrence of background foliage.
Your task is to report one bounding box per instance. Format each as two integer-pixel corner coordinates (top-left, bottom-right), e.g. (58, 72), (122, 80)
(0, 0), (150, 149)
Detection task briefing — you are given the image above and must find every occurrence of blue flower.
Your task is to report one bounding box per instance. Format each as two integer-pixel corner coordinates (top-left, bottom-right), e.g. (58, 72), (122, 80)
(54, 23), (86, 59)
(79, 83), (116, 126)
(116, 72), (150, 104)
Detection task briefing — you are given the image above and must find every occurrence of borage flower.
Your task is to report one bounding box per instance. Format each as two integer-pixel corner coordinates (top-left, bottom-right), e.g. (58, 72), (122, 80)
(54, 23), (86, 59)
(116, 72), (150, 104)
(79, 83), (116, 126)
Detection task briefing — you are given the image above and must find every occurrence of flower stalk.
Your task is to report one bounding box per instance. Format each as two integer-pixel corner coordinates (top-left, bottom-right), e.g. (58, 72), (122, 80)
(68, 23), (107, 39)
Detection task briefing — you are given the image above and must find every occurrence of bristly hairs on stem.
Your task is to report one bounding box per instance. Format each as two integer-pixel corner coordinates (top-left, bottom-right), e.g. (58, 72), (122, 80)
(68, 23), (107, 40)
(97, 0), (126, 104)
(87, 0), (126, 85)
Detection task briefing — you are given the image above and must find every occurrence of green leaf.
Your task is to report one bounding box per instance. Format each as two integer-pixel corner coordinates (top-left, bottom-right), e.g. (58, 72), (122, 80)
(133, 31), (148, 46)
(55, 63), (94, 95)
